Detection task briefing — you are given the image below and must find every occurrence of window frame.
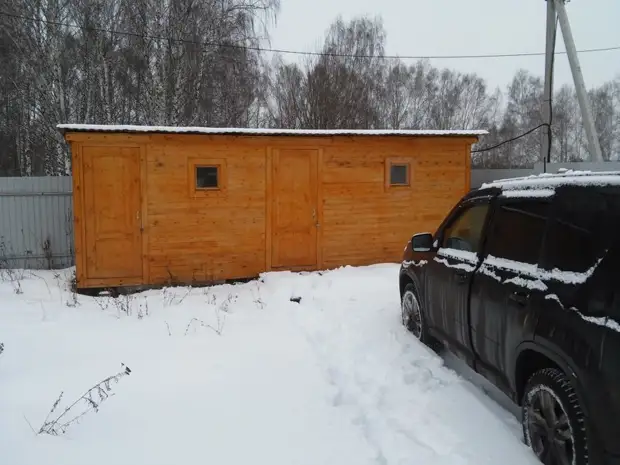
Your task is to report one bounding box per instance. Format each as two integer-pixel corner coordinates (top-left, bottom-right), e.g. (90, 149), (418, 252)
(385, 158), (412, 190)
(188, 157), (227, 197)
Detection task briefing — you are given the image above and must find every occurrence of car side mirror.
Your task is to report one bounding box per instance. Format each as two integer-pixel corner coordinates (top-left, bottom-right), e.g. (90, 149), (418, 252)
(411, 233), (434, 252)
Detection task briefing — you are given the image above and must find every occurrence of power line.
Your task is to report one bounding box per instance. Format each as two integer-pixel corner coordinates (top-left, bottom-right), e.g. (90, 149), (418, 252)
(2, 10), (620, 60)
(471, 124), (550, 153)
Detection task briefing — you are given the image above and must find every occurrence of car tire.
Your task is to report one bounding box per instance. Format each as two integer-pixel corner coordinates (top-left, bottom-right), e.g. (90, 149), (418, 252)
(522, 367), (591, 465)
(401, 283), (432, 346)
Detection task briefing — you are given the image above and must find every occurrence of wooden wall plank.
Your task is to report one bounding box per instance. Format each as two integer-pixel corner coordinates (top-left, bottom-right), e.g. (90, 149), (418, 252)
(71, 142), (87, 286)
(140, 143), (150, 284)
(65, 132), (477, 151)
(464, 144), (471, 192)
(317, 148), (324, 269)
(265, 147), (273, 272)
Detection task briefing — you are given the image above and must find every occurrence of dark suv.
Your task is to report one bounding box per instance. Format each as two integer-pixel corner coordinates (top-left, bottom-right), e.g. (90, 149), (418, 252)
(399, 171), (620, 465)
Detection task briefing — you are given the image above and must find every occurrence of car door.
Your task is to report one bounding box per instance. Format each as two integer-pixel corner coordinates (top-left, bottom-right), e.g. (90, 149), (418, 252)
(534, 185), (615, 385)
(424, 196), (491, 366)
(469, 195), (552, 394)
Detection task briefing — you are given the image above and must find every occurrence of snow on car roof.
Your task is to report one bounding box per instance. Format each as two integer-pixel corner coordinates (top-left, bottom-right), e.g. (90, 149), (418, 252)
(482, 170), (620, 191)
(57, 124), (488, 137)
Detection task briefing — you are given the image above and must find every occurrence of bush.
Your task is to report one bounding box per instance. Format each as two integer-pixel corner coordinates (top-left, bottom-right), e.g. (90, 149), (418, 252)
(38, 364), (132, 435)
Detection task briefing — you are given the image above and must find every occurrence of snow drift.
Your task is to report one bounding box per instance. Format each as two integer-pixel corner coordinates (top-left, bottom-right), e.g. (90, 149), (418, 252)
(0, 265), (539, 465)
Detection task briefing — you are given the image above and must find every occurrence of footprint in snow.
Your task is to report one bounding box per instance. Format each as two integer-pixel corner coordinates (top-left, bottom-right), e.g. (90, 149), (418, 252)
(332, 390), (346, 407)
(403, 360), (450, 391)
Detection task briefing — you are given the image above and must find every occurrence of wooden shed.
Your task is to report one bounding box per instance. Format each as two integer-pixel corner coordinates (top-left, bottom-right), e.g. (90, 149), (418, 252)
(58, 125), (486, 290)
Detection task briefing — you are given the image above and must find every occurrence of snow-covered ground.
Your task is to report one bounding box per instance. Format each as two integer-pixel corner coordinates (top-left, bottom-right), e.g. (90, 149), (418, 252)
(0, 265), (540, 465)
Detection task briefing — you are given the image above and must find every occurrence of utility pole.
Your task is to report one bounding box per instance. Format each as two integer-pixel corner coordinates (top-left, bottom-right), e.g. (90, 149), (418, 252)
(552, 0), (604, 162)
(540, 0), (557, 168)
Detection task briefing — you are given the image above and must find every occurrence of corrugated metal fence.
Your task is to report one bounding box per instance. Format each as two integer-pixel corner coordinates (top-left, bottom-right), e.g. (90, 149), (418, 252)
(0, 177), (74, 269)
(471, 161), (620, 188)
(1, 162), (620, 270)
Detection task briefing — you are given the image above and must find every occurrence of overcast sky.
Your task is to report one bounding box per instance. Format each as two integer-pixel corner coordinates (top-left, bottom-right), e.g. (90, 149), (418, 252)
(269, 0), (620, 93)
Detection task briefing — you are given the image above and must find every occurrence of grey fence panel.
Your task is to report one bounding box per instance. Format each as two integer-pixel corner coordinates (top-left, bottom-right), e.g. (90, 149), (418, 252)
(0, 177), (74, 270)
(537, 161), (620, 173)
(471, 168), (539, 189)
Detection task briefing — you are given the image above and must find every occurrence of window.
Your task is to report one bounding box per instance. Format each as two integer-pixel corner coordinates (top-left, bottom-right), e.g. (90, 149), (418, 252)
(549, 187), (620, 321)
(441, 203), (489, 254)
(583, 252), (616, 318)
(188, 158), (226, 197)
(390, 164), (409, 185)
(385, 158), (411, 189)
(485, 199), (550, 265)
(541, 186), (618, 273)
(561, 238), (618, 319)
(196, 166), (219, 189)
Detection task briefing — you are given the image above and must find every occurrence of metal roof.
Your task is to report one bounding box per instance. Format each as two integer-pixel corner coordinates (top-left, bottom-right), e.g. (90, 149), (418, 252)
(57, 124), (488, 137)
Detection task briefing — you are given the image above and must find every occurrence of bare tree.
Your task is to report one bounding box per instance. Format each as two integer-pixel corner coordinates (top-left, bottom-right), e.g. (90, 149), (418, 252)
(383, 61), (411, 129)
(0, 0), (280, 175)
(1, 7), (618, 174)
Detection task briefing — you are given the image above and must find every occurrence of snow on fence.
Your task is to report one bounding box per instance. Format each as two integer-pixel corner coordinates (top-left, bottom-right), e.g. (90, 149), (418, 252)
(0, 177), (74, 270)
(2, 162), (620, 270)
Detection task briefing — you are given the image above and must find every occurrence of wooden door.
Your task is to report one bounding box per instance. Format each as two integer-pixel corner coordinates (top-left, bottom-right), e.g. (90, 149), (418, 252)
(82, 146), (143, 281)
(271, 148), (319, 269)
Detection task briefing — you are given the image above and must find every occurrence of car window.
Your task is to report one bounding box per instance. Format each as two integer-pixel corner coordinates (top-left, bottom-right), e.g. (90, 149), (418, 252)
(612, 292), (620, 322)
(611, 248), (620, 321)
(541, 186), (618, 273)
(440, 203), (489, 253)
(485, 199), (550, 265)
(576, 239), (619, 319)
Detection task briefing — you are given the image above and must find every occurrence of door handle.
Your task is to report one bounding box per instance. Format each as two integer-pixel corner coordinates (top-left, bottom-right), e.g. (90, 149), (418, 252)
(455, 270), (468, 284)
(509, 291), (530, 306)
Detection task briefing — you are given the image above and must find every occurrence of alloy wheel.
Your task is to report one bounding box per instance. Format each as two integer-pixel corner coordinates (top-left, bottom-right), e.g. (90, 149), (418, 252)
(402, 291), (422, 339)
(526, 387), (575, 465)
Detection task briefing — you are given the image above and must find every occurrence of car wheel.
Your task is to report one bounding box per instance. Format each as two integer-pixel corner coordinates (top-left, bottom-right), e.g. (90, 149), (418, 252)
(522, 368), (589, 465)
(401, 283), (430, 344)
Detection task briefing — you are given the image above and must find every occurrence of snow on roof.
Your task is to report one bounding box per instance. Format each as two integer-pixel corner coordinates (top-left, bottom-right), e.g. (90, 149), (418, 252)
(482, 170), (620, 191)
(57, 124), (488, 137)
